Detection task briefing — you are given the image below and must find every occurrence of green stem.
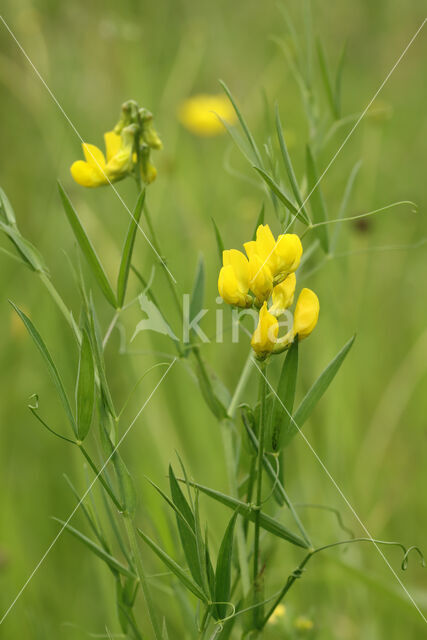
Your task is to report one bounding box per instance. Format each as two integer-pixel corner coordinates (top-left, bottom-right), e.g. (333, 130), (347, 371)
(253, 359), (267, 626)
(227, 352), (253, 419)
(39, 271), (81, 342)
(123, 514), (162, 640)
(79, 445), (123, 512)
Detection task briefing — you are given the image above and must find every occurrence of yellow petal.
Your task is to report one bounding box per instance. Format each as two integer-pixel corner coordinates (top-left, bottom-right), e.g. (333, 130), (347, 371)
(248, 253), (273, 304)
(70, 160), (107, 187)
(251, 302), (278, 355)
(293, 288), (319, 340)
(255, 224), (276, 263)
(274, 234), (303, 280)
(243, 240), (258, 260)
(82, 143), (106, 170)
(178, 94), (236, 137)
(222, 249), (249, 292)
(218, 265), (248, 307)
(270, 273), (296, 315)
(104, 130), (122, 162)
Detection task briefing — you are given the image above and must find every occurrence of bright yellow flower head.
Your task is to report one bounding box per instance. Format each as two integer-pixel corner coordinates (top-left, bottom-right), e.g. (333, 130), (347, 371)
(267, 604), (286, 625)
(178, 94), (237, 137)
(293, 288), (319, 340)
(71, 131), (133, 188)
(218, 249), (251, 307)
(270, 273), (296, 316)
(245, 225), (302, 285)
(247, 253), (273, 305)
(251, 302), (279, 357)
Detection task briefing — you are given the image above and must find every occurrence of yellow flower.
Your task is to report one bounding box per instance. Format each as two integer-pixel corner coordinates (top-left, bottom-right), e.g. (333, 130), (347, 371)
(178, 94), (236, 137)
(293, 288), (319, 340)
(270, 273), (296, 316)
(267, 604), (286, 625)
(251, 302), (279, 357)
(218, 249), (251, 307)
(245, 225), (302, 285)
(294, 615), (314, 632)
(71, 131), (133, 188)
(247, 253), (273, 305)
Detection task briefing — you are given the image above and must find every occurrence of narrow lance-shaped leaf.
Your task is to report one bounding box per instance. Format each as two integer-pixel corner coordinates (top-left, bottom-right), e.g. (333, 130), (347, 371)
(76, 329), (95, 441)
(286, 335), (356, 446)
(168, 466), (203, 588)
(269, 338), (298, 451)
(316, 38), (338, 119)
(211, 217), (224, 266)
(137, 528), (208, 602)
(306, 145), (329, 253)
(54, 518), (136, 579)
(180, 480), (309, 549)
(215, 511), (238, 619)
(117, 189), (145, 308)
(275, 105), (310, 224)
(190, 255), (205, 333)
(253, 167), (307, 224)
(58, 183), (117, 308)
(252, 203), (265, 240)
(10, 303), (77, 436)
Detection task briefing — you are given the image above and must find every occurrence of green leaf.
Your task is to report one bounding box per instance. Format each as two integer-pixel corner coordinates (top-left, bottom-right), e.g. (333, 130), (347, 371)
(87, 295), (116, 418)
(251, 203), (265, 240)
(117, 190), (145, 308)
(168, 466), (203, 587)
(58, 183), (117, 308)
(316, 38), (338, 119)
(211, 217), (224, 266)
(10, 303), (77, 436)
(0, 187), (17, 226)
(270, 338), (298, 451)
(137, 528), (208, 602)
(253, 167), (307, 223)
(54, 518), (136, 579)
(288, 335), (355, 444)
(219, 80), (263, 166)
(215, 511), (238, 619)
(76, 329), (95, 441)
(275, 106), (310, 224)
(181, 480), (308, 549)
(306, 145), (329, 253)
(0, 221), (48, 273)
(190, 255), (205, 329)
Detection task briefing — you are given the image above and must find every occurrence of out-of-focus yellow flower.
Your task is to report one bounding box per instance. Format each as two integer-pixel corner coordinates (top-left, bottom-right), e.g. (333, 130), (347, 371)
(218, 249), (251, 307)
(251, 302), (279, 356)
(71, 131), (133, 188)
(293, 288), (319, 340)
(267, 604), (286, 624)
(245, 225), (302, 285)
(270, 273), (296, 316)
(294, 615), (314, 632)
(178, 94), (236, 137)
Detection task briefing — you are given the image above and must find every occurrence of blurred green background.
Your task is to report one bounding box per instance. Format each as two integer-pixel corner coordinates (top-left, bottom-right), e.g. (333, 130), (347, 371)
(1, 0), (426, 638)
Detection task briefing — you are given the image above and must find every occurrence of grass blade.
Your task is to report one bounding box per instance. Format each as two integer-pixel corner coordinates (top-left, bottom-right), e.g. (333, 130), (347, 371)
(253, 167), (304, 221)
(306, 144), (329, 253)
(58, 183), (117, 308)
(117, 190), (145, 308)
(190, 255), (205, 330)
(137, 528), (208, 602)
(289, 335), (356, 443)
(270, 338), (298, 451)
(211, 217), (224, 266)
(10, 303), (77, 435)
(215, 511), (238, 619)
(76, 329), (95, 441)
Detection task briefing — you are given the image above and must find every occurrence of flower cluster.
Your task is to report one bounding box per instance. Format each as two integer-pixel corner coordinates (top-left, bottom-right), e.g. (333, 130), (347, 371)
(218, 224), (319, 358)
(71, 100), (162, 188)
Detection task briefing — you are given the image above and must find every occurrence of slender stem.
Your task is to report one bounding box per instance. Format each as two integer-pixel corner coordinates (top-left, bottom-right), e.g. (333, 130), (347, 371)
(227, 352), (253, 419)
(79, 445), (123, 512)
(103, 311), (119, 349)
(220, 418), (251, 597)
(253, 359), (267, 626)
(39, 272), (81, 342)
(123, 514), (162, 640)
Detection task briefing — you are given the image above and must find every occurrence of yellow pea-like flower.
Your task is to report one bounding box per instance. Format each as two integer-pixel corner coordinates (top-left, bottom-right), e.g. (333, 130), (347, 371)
(251, 302), (279, 356)
(178, 94), (237, 137)
(70, 131), (133, 188)
(268, 604), (286, 625)
(270, 273), (296, 316)
(218, 249), (251, 307)
(247, 253), (273, 304)
(293, 288), (319, 340)
(246, 225), (302, 284)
